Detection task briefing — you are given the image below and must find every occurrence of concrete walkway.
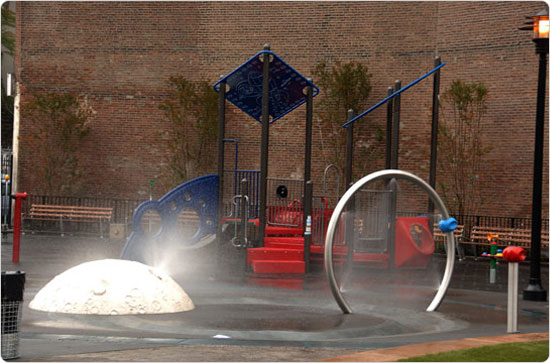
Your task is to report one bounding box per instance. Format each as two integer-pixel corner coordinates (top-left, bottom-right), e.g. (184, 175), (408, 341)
(22, 332), (550, 362)
(2, 233), (548, 362)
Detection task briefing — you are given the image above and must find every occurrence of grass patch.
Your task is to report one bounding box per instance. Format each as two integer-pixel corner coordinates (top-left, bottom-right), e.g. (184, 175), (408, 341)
(398, 340), (549, 362)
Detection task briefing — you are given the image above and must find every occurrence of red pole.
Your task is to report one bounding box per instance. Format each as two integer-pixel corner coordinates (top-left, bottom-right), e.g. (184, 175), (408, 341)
(12, 192), (27, 263)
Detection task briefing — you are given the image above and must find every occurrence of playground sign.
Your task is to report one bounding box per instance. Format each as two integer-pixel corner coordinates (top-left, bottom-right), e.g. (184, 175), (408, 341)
(214, 50), (319, 123)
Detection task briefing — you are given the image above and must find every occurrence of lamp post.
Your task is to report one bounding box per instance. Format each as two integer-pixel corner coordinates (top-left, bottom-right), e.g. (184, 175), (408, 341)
(519, 8), (548, 301)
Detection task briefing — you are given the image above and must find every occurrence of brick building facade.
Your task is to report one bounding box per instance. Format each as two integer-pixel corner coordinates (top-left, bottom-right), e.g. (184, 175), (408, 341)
(14, 1), (548, 218)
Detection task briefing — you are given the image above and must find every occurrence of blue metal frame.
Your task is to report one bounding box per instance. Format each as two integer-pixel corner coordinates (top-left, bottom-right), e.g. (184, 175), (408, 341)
(214, 50), (319, 124)
(342, 62), (446, 128)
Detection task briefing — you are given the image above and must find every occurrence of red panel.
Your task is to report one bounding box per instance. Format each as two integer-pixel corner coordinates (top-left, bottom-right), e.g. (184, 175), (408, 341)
(265, 225), (303, 236)
(247, 248), (303, 263)
(252, 260), (305, 274)
(394, 217), (435, 268)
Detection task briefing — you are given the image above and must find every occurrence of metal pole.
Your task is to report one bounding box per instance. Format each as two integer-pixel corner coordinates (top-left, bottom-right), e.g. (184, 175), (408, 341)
(258, 44), (271, 247)
(11, 192), (27, 263)
(345, 109), (355, 190)
(216, 79), (226, 248)
(240, 178), (249, 275)
(304, 84), (313, 185)
(302, 83), (313, 274)
(391, 80), (401, 169)
(524, 41), (547, 302)
(344, 109), (356, 283)
(388, 81), (401, 270)
(428, 56), (441, 218)
(507, 262), (519, 333)
(385, 87), (393, 170)
(304, 181), (313, 274)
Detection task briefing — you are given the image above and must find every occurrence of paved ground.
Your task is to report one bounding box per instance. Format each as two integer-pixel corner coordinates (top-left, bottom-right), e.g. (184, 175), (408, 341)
(1, 233), (548, 362)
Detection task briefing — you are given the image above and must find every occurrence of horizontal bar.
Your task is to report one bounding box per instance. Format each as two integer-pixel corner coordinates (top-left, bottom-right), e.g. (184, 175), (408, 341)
(342, 62), (446, 128)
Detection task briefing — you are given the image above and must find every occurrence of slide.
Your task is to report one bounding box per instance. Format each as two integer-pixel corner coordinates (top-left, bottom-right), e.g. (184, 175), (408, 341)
(120, 174), (218, 265)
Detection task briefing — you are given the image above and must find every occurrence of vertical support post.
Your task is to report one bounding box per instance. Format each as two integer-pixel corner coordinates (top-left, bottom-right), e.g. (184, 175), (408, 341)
(388, 80), (401, 270)
(303, 181), (313, 274)
(258, 44), (271, 247)
(391, 80), (401, 170)
(388, 178), (397, 269)
(524, 45), (547, 302)
(303, 83), (313, 274)
(344, 109), (356, 278)
(240, 178), (249, 275)
(428, 56), (441, 227)
(239, 178), (248, 246)
(345, 109), (355, 190)
(385, 87), (393, 170)
(216, 79), (227, 248)
(507, 262), (519, 333)
(304, 84), (313, 186)
(490, 241), (497, 284)
(11, 192), (26, 263)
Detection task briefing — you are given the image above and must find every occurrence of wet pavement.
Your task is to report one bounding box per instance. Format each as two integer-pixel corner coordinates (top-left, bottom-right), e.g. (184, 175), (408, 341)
(1, 233), (548, 361)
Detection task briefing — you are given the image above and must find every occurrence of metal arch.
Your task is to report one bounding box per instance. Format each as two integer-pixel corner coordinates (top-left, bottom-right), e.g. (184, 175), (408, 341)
(324, 169), (455, 314)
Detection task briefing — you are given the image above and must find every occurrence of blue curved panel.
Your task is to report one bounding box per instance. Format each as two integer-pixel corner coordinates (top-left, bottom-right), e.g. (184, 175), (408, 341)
(120, 174), (218, 263)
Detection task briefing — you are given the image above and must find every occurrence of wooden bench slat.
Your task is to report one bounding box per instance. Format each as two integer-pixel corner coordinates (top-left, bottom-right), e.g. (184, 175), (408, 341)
(24, 203), (113, 237)
(468, 225), (549, 251)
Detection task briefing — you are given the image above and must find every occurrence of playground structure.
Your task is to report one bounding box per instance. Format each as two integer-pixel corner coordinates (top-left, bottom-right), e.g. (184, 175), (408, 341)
(120, 46), (457, 311)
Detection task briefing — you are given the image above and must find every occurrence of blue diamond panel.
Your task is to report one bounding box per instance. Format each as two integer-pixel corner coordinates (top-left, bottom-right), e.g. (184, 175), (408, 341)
(214, 50), (319, 124)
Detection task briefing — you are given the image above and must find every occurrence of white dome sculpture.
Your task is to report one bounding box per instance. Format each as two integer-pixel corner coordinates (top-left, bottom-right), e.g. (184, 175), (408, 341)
(29, 259), (194, 315)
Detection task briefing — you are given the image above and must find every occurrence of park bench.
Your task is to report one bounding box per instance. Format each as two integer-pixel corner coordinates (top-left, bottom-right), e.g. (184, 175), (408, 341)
(139, 209), (201, 236)
(463, 226), (550, 257)
(433, 224), (466, 260)
(25, 204), (113, 238)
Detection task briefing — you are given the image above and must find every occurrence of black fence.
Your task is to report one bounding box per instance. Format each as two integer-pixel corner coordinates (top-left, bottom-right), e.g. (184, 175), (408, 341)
(17, 193), (550, 238)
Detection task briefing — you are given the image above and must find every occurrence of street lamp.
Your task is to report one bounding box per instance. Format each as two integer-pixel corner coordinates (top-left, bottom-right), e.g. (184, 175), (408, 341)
(519, 8), (548, 302)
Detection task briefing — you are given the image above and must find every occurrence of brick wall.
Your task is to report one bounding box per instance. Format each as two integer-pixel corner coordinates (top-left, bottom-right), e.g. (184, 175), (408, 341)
(15, 1), (548, 218)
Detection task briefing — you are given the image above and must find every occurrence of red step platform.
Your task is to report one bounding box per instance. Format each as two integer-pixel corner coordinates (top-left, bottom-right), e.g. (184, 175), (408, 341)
(251, 260), (306, 274)
(247, 247), (303, 263)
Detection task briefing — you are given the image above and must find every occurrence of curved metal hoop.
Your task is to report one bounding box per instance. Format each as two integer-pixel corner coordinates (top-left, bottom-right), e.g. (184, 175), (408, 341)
(324, 169), (455, 314)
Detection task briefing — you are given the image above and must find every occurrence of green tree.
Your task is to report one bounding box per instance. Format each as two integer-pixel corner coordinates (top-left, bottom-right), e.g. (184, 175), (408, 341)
(1, 5), (15, 55)
(438, 80), (491, 216)
(20, 93), (92, 195)
(312, 61), (383, 178)
(1, 4), (16, 146)
(159, 76), (218, 187)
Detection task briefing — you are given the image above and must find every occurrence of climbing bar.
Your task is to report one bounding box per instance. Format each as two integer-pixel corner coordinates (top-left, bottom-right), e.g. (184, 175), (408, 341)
(342, 62), (446, 128)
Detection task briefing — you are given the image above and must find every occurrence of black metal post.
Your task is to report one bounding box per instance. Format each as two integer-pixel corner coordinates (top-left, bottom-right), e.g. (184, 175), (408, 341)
(345, 109), (355, 190)
(304, 84), (313, 188)
(344, 109), (355, 277)
(391, 80), (401, 169)
(389, 80), (401, 270)
(240, 178), (248, 246)
(240, 178), (249, 276)
(385, 87), (393, 170)
(216, 79), (226, 248)
(304, 181), (313, 274)
(258, 44), (271, 247)
(524, 38), (548, 302)
(428, 56), (441, 218)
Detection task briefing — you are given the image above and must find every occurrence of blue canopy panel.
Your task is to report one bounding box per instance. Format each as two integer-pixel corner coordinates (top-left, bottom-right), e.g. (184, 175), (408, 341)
(214, 50), (319, 124)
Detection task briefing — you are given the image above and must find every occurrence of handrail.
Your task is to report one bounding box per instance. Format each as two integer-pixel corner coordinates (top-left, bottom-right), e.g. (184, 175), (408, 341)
(342, 62), (446, 128)
(323, 164), (342, 199)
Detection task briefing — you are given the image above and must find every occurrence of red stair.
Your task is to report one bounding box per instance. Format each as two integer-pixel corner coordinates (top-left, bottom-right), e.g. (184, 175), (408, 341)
(247, 247), (303, 263)
(248, 234), (306, 274)
(252, 260), (305, 274)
